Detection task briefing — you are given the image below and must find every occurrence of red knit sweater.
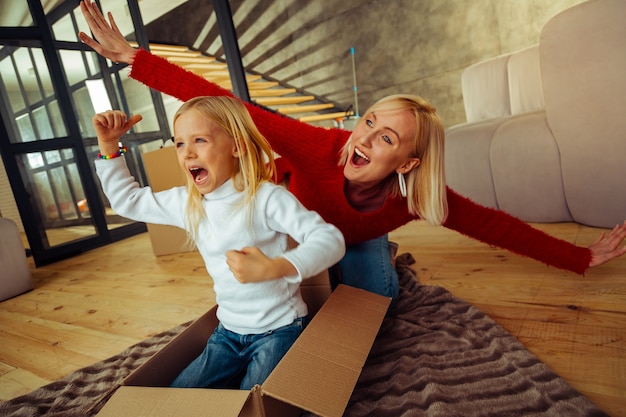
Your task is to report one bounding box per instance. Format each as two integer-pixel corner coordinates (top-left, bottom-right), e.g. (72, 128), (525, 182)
(129, 49), (590, 274)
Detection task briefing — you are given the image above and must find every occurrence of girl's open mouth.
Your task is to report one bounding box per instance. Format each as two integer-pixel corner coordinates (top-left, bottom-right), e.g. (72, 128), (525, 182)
(190, 167), (208, 184)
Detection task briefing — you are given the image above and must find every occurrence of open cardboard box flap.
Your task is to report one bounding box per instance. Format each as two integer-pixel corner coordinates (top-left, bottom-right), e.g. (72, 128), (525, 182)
(96, 386), (251, 417)
(96, 285), (390, 417)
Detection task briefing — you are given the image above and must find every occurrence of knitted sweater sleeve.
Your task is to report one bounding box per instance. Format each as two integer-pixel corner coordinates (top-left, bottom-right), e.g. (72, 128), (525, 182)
(443, 187), (591, 275)
(130, 49), (234, 102)
(129, 49), (335, 163)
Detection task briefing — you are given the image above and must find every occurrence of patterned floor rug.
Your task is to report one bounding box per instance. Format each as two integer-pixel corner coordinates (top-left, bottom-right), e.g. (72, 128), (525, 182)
(0, 254), (608, 417)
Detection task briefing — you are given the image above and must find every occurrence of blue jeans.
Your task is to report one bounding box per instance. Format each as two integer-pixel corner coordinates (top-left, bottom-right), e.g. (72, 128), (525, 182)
(170, 317), (308, 390)
(330, 234), (399, 302)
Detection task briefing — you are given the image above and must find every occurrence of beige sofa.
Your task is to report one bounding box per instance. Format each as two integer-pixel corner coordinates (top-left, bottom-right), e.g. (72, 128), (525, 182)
(444, 0), (625, 229)
(0, 216), (32, 301)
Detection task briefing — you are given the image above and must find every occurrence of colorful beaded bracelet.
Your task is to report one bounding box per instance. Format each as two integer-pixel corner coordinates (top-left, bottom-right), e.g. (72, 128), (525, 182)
(97, 146), (128, 160)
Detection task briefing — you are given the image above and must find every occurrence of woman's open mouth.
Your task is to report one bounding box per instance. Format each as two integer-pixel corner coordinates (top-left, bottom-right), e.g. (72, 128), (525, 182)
(351, 147), (370, 166)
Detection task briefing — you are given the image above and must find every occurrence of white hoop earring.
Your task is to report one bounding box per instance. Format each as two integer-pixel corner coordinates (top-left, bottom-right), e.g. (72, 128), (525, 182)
(398, 172), (407, 197)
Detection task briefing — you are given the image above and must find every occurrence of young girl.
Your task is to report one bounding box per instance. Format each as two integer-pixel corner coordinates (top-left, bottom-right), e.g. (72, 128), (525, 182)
(81, 1), (626, 302)
(92, 96), (345, 390)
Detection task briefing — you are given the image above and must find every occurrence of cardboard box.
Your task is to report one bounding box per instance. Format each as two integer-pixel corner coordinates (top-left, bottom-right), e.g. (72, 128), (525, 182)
(141, 145), (191, 256)
(96, 284), (390, 417)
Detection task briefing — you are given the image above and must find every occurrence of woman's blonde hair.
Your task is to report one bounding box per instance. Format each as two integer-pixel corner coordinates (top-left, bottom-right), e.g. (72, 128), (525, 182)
(339, 94), (448, 225)
(173, 96), (276, 245)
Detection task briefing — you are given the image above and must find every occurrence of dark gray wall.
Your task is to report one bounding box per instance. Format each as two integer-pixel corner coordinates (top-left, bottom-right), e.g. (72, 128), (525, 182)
(146, 0), (586, 128)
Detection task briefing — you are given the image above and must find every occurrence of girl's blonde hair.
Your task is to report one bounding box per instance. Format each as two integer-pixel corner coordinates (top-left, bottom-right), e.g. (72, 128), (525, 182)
(339, 94), (448, 225)
(173, 96), (276, 245)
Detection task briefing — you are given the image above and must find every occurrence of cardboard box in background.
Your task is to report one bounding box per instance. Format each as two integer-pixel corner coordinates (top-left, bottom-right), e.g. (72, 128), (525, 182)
(142, 145), (191, 256)
(96, 284), (390, 417)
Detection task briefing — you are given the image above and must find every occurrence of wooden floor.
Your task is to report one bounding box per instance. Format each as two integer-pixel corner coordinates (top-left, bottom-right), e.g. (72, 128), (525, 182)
(0, 221), (624, 416)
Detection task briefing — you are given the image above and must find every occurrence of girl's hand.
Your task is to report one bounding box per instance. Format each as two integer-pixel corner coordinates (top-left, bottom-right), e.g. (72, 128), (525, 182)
(78, 1), (137, 64)
(589, 221), (626, 267)
(93, 110), (142, 155)
(226, 247), (297, 283)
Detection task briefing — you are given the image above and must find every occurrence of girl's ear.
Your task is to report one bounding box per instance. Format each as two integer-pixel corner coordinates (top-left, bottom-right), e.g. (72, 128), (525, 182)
(231, 140), (244, 158)
(397, 157), (420, 174)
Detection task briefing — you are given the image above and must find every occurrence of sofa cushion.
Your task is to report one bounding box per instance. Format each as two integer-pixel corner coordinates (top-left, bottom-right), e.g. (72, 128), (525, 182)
(445, 118), (504, 209)
(541, 0), (626, 228)
(490, 111), (572, 223)
(507, 45), (544, 116)
(461, 54), (511, 123)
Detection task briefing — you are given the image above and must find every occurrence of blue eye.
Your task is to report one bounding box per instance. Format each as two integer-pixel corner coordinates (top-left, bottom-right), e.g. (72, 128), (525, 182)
(382, 135), (392, 144)
(175, 141), (184, 148)
(366, 119), (374, 128)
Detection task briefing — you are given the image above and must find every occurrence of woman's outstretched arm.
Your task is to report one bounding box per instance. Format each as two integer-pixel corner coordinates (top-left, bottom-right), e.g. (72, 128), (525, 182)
(78, 1), (342, 164)
(444, 188), (626, 274)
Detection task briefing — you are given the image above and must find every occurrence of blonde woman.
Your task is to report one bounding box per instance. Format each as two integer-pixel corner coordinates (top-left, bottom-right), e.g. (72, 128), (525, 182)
(92, 96), (345, 389)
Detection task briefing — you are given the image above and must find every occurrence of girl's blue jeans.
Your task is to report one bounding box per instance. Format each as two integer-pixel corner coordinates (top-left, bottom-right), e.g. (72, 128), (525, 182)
(170, 317), (308, 390)
(330, 233), (399, 303)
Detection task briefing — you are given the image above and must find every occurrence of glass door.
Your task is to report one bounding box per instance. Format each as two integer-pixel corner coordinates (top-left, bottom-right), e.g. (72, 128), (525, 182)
(0, 0), (171, 266)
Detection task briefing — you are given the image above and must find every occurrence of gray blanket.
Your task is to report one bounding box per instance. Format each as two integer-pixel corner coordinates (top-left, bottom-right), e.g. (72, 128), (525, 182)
(0, 254), (608, 417)
(342, 254), (607, 416)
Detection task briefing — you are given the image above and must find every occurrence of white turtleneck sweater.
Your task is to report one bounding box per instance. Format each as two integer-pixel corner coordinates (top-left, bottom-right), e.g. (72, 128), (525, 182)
(95, 157), (345, 334)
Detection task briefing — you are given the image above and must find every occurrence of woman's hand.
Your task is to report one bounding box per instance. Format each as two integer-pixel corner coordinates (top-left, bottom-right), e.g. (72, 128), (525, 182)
(78, 1), (137, 64)
(93, 110), (142, 155)
(589, 221), (626, 267)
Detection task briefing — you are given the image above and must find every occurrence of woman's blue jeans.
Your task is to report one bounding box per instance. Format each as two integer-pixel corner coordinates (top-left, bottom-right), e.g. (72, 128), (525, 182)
(330, 234), (399, 302)
(170, 317), (308, 390)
